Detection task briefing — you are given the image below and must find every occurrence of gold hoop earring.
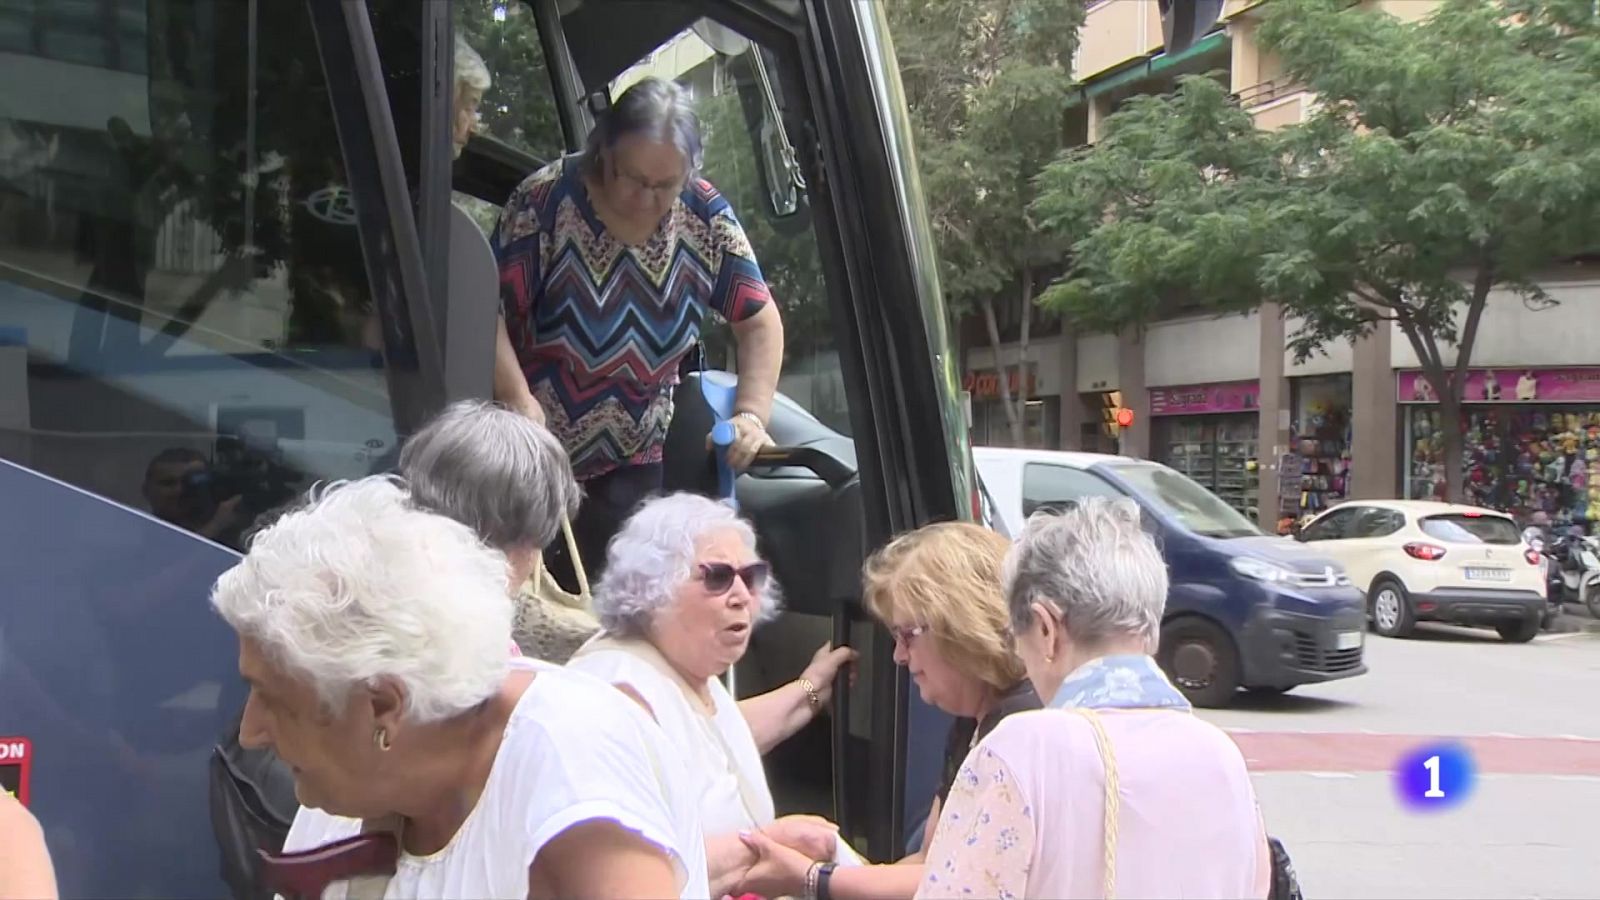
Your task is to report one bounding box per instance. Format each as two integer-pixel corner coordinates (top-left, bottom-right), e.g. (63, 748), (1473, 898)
(374, 728), (392, 752)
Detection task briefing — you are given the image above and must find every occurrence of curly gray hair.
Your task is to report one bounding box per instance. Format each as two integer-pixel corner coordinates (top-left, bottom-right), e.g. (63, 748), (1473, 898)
(593, 492), (782, 637)
(1002, 496), (1168, 651)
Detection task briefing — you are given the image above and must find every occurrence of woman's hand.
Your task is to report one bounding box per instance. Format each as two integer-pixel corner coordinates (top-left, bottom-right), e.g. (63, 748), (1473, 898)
(736, 828), (818, 899)
(763, 814), (838, 861)
(801, 643), (858, 708)
(723, 414), (775, 472)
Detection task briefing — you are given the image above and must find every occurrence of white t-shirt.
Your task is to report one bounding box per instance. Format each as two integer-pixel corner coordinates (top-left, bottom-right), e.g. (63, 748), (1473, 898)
(567, 646), (776, 838)
(279, 659), (709, 899)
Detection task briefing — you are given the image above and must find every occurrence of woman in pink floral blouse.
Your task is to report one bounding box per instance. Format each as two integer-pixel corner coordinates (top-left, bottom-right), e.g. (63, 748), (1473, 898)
(916, 497), (1271, 899)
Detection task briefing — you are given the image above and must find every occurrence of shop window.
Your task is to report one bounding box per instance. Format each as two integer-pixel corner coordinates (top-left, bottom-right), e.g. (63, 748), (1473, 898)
(0, 0), (400, 550)
(1022, 462), (1126, 516)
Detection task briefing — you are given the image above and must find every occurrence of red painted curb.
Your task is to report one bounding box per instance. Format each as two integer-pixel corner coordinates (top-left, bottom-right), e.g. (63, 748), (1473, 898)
(1228, 731), (1600, 776)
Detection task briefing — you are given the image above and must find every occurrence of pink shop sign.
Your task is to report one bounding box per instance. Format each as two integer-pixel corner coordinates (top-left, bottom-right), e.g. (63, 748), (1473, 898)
(1397, 368), (1600, 404)
(1149, 381), (1261, 416)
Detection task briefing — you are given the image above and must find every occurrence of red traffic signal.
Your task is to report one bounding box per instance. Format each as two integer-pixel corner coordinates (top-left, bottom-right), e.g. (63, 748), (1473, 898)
(1115, 408), (1136, 428)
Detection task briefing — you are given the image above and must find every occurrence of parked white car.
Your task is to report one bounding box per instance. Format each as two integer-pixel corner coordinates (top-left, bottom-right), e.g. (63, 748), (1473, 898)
(1294, 500), (1546, 642)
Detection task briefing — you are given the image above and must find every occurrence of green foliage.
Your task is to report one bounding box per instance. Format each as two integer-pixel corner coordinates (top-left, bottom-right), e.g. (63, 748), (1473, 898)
(1034, 0), (1600, 495)
(887, 0), (1084, 315)
(1037, 0), (1600, 368)
(455, 0), (564, 164)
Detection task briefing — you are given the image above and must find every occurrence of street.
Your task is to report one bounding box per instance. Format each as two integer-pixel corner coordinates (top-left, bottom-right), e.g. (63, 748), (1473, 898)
(1198, 622), (1600, 899)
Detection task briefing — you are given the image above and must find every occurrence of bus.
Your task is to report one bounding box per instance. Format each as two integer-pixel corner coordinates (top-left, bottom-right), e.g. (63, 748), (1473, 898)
(0, 0), (975, 894)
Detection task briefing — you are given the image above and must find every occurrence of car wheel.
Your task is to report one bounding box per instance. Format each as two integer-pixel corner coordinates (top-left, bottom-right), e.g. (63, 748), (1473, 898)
(1369, 579), (1415, 638)
(1157, 617), (1241, 709)
(1497, 616), (1540, 643)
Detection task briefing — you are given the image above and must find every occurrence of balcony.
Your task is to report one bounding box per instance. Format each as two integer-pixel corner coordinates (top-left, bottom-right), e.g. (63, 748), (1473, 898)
(1074, 0), (1164, 82)
(1233, 78), (1311, 131)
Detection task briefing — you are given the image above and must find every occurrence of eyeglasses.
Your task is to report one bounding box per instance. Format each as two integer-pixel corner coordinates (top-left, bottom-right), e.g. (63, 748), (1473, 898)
(889, 624), (929, 646)
(615, 166), (685, 198)
(698, 561), (770, 595)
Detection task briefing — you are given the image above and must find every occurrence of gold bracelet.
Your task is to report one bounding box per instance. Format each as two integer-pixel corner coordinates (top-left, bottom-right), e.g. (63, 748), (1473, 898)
(798, 676), (821, 711)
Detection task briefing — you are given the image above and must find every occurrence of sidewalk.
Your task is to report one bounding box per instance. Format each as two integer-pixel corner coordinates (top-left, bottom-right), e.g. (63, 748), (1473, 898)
(1548, 602), (1600, 634)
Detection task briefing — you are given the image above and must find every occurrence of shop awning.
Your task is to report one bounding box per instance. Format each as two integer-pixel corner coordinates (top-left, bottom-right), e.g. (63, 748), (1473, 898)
(1067, 30), (1229, 108)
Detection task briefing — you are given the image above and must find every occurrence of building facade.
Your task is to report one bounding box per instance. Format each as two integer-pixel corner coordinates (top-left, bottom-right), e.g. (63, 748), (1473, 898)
(962, 0), (1600, 529)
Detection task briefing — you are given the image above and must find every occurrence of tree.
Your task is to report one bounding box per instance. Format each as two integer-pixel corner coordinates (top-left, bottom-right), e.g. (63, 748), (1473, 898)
(887, 0), (1083, 445)
(1034, 0), (1600, 501)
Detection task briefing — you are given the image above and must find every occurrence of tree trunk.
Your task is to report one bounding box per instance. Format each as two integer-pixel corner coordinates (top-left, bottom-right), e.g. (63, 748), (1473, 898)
(1012, 267), (1034, 447)
(1438, 387), (1465, 504)
(979, 296), (1022, 446)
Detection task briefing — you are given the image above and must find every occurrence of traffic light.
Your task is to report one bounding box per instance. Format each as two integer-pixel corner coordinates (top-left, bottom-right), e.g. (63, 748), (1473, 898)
(1100, 392), (1133, 438)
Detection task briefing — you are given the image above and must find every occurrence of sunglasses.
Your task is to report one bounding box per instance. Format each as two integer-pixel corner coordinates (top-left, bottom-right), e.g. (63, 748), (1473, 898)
(698, 561), (770, 595)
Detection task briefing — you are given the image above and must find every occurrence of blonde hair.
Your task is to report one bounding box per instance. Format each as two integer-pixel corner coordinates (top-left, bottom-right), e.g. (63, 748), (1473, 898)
(861, 521), (1024, 691)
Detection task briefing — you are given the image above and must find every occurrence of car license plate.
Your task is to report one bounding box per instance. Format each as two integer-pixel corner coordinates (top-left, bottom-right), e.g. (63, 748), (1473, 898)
(1465, 567), (1511, 582)
(1336, 631), (1363, 651)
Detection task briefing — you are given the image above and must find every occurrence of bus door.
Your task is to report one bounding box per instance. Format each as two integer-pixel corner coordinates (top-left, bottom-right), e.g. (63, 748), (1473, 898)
(0, 1), (440, 895)
(444, 0), (973, 860)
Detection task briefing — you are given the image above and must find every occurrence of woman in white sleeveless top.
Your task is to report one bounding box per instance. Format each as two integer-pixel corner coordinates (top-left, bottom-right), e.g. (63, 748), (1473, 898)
(567, 492), (858, 896)
(211, 477), (707, 899)
(917, 497), (1271, 900)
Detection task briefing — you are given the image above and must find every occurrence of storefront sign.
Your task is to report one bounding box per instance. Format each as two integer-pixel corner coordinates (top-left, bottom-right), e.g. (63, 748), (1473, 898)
(0, 737), (32, 806)
(963, 366), (1037, 400)
(1398, 368), (1600, 404)
(1149, 380), (1260, 416)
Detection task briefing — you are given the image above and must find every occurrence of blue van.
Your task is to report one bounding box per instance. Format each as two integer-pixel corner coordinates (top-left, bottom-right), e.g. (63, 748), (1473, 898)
(974, 447), (1369, 707)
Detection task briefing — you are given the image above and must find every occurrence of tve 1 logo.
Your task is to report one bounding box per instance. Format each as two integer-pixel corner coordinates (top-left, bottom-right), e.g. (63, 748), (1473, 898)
(1394, 741), (1477, 812)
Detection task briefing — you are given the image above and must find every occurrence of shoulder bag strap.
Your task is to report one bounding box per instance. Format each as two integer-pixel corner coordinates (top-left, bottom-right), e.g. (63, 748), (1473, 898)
(560, 514), (590, 600)
(1071, 708), (1120, 900)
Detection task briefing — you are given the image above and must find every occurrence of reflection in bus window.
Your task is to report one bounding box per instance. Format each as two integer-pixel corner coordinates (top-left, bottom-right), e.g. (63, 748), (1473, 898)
(455, 0), (563, 165)
(0, 0), (400, 549)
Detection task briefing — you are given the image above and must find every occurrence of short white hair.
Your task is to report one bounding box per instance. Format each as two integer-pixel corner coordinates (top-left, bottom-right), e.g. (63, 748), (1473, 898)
(1002, 496), (1168, 649)
(592, 492), (781, 637)
(455, 34), (491, 93)
(212, 476), (512, 723)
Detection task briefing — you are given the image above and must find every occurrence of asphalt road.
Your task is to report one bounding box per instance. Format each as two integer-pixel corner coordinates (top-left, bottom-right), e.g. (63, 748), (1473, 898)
(1198, 623), (1600, 899)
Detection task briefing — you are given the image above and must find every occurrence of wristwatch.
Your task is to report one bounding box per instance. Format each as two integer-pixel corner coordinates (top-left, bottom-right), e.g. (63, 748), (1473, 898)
(735, 410), (767, 431)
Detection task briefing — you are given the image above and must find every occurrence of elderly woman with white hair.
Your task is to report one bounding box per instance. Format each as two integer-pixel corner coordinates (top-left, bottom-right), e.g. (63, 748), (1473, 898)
(568, 492), (857, 897)
(915, 497), (1271, 900)
(452, 35), (490, 159)
(214, 476), (708, 899)
(398, 398), (597, 662)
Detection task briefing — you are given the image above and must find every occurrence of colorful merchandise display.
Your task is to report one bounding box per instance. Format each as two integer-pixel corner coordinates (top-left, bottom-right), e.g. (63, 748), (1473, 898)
(1406, 408), (1600, 525)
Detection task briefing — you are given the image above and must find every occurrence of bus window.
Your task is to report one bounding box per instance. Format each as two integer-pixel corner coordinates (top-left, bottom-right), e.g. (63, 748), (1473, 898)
(0, 0), (403, 550)
(614, 27), (853, 437)
(451, 0), (566, 235)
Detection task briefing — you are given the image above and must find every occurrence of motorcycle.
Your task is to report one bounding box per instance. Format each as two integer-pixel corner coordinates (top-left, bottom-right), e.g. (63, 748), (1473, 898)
(1540, 530), (1600, 619)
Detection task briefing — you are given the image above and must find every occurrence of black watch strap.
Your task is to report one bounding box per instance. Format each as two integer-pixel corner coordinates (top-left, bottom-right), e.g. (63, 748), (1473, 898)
(817, 861), (838, 900)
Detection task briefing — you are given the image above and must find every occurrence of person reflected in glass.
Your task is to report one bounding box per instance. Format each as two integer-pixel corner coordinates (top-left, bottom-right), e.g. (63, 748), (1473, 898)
(453, 34), (489, 160)
(566, 492), (854, 898)
(733, 522), (1041, 899)
(491, 77), (786, 591)
(141, 447), (241, 543)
